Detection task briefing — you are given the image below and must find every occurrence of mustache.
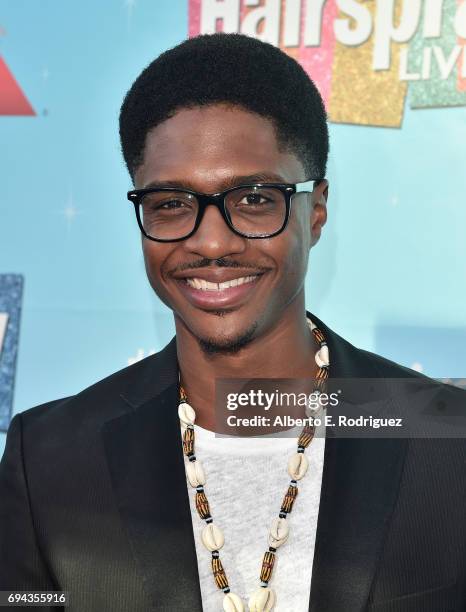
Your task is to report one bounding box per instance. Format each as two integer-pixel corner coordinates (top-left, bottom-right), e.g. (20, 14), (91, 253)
(172, 258), (270, 273)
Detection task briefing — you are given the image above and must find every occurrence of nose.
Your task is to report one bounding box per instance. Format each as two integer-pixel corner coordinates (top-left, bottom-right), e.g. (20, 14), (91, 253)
(182, 203), (246, 259)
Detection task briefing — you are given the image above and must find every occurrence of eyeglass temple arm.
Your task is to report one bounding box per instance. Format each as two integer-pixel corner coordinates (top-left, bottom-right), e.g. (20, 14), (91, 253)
(295, 179), (321, 194)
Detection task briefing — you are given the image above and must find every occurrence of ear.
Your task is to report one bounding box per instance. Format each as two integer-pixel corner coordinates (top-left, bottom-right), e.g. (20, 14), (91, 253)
(310, 179), (328, 247)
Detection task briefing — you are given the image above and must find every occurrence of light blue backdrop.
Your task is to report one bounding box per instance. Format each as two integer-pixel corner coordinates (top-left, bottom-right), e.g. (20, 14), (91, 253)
(1, 0), (465, 457)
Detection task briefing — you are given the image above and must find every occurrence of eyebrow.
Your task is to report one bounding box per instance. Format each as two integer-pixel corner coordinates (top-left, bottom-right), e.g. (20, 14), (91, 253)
(143, 172), (288, 191)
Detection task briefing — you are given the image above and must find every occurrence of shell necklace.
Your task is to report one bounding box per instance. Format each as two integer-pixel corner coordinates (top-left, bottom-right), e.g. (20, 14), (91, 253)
(177, 317), (329, 612)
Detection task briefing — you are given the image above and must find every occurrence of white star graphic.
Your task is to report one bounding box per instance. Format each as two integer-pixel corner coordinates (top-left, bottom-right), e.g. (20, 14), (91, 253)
(60, 192), (80, 231)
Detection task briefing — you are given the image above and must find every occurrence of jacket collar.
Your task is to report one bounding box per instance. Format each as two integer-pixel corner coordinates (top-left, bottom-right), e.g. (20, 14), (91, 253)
(103, 311), (407, 611)
(118, 310), (375, 410)
(119, 333), (178, 410)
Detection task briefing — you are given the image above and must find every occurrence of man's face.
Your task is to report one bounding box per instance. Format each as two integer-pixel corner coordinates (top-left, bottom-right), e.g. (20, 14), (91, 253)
(133, 103), (327, 353)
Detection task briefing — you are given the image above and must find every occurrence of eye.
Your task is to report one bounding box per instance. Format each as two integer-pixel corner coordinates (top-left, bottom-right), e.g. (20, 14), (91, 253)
(226, 187), (283, 217)
(239, 192), (271, 206)
(156, 199), (189, 210)
(141, 191), (196, 214)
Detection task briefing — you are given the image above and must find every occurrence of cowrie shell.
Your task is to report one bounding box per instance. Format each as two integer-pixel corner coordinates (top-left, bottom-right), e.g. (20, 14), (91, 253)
(305, 392), (324, 417)
(178, 402), (196, 425)
(268, 517), (289, 548)
(248, 586), (276, 611)
(223, 592), (244, 612)
(185, 459), (206, 487)
(315, 344), (329, 368)
(287, 452), (309, 480)
(201, 523), (225, 551)
(305, 403), (322, 418)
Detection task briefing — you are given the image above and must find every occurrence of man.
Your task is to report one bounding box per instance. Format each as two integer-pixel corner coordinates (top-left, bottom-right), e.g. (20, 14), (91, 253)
(0, 33), (465, 612)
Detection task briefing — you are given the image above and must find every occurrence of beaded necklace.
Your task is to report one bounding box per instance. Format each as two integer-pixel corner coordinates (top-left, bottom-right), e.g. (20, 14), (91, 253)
(177, 317), (329, 612)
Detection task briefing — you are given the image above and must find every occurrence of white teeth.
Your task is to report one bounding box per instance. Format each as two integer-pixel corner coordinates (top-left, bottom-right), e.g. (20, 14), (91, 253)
(185, 275), (259, 291)
(189, 278), (203, 290)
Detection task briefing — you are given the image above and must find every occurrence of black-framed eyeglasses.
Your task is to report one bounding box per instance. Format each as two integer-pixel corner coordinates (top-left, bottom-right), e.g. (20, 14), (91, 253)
(127, 179), (321, 242)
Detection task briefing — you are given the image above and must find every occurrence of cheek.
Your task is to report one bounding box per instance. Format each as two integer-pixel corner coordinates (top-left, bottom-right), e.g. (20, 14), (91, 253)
(142, 242), (171, 300)
(282, 234), (310, 286)
(261, 225), (310, 298)
(280, 214), (311, 284)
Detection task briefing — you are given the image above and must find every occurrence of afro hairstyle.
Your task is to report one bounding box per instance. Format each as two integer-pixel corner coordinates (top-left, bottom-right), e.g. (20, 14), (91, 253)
(119, 32), (329, 183)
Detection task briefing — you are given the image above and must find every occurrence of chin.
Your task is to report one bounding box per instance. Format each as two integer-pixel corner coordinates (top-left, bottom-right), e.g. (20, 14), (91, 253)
(192, 317), (259, 356)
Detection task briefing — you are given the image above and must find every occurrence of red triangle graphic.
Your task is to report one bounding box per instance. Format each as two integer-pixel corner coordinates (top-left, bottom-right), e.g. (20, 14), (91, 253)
(0, 56), (35, 116)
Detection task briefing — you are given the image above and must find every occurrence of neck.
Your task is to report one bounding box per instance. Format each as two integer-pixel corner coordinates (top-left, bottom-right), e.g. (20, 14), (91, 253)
(175, 295), (319, 432)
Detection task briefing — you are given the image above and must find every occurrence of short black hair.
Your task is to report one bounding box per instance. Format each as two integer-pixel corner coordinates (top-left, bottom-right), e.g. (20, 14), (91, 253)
(119, 33), (329, 183)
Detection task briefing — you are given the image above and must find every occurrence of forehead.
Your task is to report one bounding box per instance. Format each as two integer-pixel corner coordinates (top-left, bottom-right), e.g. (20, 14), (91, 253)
(134, 104), (305, 190)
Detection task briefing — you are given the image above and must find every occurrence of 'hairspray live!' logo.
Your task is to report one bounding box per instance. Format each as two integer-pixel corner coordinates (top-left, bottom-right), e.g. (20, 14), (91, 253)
(189, 0), (466, 127)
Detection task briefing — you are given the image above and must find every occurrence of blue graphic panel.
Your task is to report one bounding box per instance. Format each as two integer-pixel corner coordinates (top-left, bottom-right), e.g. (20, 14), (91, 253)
(0, 275), (24, 432)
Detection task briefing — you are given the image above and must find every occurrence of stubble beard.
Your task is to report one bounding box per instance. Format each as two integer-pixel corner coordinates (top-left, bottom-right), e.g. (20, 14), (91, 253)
(197, 316), (259, 356)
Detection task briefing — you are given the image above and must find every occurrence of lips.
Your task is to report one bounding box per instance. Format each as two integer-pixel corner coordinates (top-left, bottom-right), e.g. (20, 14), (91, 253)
(185, 275), (259, 291)
(174, 272), (265, 309)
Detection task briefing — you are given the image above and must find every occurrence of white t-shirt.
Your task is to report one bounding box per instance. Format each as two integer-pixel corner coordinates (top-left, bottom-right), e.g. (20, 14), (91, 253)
(179, 419), (326, 611)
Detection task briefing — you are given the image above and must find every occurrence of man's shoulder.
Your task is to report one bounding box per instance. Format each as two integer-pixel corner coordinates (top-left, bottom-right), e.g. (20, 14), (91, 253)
(314, 312), (439, 381)
(16, 335), (177, 433)
(362, 345), (466, 396)
(311, 313), (466, 409)
(357, 345), (428, 379)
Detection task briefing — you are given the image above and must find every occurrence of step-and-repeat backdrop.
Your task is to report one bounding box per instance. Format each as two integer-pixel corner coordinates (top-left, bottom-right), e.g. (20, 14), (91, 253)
(1, 0), (465, 455)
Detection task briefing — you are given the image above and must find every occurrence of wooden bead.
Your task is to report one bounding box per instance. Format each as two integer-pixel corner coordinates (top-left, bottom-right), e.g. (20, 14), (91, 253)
(178, 401), (196, 426)
(182, 426), (195, 456)
(223, 592), (244, 612)
(298, 426), (315, 448)
(195, 490), (211, 519)
(179, 384), (188, 402)
(312, 328), (326, 345)
(201, 523), (225, 551)
(316, 366), (328, 380)
(268, 517), (289, 548)
(314, 376), (327, 391)
(248, 586), (276, 611)
(212, 556), (228, 589)
(287, 452), (309, 480)
(280, 485), (298, 514)
(186, 459), (206, 487)
(260, 551), (276, 583)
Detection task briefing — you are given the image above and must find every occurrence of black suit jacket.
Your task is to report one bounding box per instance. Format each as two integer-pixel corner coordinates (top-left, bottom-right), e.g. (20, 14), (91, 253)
(1, 312), (465, 612)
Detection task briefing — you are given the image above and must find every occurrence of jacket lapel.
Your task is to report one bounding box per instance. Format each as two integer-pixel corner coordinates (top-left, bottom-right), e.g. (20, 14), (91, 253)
(308, 313), (408, 611)
(101, 337), (203, 611)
